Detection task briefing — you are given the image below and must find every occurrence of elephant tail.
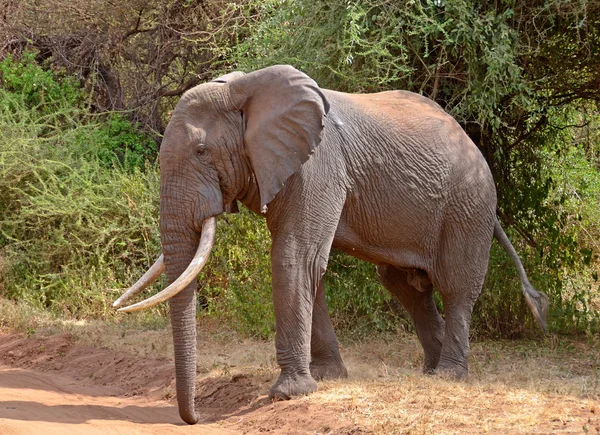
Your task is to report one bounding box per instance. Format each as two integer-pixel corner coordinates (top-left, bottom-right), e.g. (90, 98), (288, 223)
(493, 219), (549, 333)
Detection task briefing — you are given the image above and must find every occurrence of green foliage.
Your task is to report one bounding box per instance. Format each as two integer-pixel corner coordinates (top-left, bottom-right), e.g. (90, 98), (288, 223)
(0, 112), (162, 318)
(1, 5), (599, 340)
(198, 209), (274, 338)
(0, 52), (84, 114)
(327, 252), (407, 336)
(0, 54), (162, 320)
(0, 51), (157, 170)
(74, 114), (158, 171)
(233, 0), (528, 126)
(475, 110), (600, 336)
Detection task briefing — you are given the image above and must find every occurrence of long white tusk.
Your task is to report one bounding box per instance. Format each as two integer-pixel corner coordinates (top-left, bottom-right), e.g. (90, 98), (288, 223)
(113, 255), (165, 308)
(118, 217), (217, 313)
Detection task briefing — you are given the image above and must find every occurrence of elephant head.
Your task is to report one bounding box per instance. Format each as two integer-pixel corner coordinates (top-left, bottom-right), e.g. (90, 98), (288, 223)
(113, 65), (329, 424)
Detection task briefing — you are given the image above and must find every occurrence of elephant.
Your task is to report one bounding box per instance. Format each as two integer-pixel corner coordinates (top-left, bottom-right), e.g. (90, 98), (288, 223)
(113, 65), (549, 425)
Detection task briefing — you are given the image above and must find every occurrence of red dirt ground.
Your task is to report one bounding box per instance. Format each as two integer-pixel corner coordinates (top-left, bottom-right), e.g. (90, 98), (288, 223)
(0, 332), (357, 434)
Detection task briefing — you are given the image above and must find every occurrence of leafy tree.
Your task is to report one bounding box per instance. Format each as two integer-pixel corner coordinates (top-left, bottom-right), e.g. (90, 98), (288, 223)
(0, 0), (247, 134)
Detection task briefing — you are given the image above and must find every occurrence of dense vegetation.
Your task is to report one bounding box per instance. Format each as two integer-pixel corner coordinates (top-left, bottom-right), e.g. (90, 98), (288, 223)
(0, 0), (598, 338)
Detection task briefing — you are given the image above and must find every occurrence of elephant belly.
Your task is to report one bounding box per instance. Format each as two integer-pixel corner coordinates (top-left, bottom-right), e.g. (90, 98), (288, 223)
(332, 219), (433, 271)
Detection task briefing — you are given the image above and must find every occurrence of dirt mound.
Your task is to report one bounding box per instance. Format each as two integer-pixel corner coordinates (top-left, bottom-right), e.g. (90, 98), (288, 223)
(196, 374), (264, 418)
(193, 374), (361, 434)
(0, 333), (175, 399)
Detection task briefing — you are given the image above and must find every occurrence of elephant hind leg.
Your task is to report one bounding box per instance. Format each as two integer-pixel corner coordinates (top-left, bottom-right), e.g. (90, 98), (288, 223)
(434, 296), (475, 380)
(310, 278), (348, 380)
(434, 267), (486, 380)
(432, 217), (493, 380)
(377, 265), (445, 373)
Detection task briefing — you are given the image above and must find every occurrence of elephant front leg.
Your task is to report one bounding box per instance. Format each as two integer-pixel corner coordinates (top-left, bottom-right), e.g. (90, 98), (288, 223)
(266, 173), (345, 399)
(310, 278), (348, 381)
(268, 247), (323, 400)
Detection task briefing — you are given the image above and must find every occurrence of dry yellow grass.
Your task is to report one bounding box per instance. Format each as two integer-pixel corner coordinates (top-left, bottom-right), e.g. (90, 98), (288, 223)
(300, 334), (599, 434)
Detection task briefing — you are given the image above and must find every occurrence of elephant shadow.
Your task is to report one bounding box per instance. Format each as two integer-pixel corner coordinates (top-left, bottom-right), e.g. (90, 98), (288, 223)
(194, 373), (275, 423)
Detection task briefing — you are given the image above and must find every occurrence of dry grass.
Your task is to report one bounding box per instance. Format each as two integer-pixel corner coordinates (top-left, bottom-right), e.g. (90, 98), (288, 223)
(312, 378), (598, 434)
(305, 333), (599, 434)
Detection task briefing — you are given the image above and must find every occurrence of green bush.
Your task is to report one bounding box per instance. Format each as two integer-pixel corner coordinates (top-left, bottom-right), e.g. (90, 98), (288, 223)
(0, 54), (162, 320)
(0, 105), (162, 318)
(74, 114), (158, 171)
(0, 52), (83, 114)
(326, 252), (407, 336)
(198, 209), (274, 338)
(473, 131), (600, 337)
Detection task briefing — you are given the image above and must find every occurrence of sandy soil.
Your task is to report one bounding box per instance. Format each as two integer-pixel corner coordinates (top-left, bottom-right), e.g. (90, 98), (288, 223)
(0, 332), (355, 434)
(0, 366), (239, 434)
(0, 331), (598, 434)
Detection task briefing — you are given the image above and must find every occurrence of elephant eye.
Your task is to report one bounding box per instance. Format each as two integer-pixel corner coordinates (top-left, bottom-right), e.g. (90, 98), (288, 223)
(196, 144), (207, 157)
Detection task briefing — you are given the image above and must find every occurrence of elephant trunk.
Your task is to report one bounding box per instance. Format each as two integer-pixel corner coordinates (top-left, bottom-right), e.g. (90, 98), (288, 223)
(159, 216), (217, 424)
(169, 280), (200, 424)
(113, 215), (217, 425)
(162, 229), (201, 425)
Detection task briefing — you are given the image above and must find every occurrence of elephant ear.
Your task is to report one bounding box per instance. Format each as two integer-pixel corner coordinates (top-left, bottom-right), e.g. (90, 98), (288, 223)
(227, 65), (329, 211)
(211, 71), (246, 84)
(210, 71), (245, 215)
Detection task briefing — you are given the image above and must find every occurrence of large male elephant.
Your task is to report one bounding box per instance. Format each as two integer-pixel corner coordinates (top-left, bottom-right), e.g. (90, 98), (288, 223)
(113, 65), (548, 424)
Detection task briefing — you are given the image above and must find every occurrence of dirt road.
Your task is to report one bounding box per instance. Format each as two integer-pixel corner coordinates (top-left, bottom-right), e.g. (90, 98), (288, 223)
(0, 365), (236, 434)
(0, 332), (352, 434)
(0, 331), (242, 434)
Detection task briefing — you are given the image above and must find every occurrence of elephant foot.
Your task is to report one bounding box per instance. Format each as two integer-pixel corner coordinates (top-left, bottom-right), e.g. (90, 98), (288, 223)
(422, 365), (437, 375)
(421, 354), (441, 375)
(268, 371), (318, 401)
(310, 359), (348, 381)
(434, 362), (468, 381)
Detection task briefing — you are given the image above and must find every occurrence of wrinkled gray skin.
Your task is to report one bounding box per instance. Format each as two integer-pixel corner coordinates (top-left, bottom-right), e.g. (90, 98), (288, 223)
(159, 65), (549, 424)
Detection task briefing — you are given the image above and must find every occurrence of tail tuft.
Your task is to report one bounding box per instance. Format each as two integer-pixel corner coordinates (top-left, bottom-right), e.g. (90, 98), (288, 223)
(494, 219), (549, 333)
(523, 282), (549, 333)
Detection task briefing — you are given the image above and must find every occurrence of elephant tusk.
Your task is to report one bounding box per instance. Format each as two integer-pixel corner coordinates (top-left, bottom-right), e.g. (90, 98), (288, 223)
(117, 217), (217, 313)
(113, 254), (166, 308)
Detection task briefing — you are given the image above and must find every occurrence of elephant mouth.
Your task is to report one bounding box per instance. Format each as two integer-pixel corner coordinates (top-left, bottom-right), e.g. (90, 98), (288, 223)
(113, 217), (217, 312)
